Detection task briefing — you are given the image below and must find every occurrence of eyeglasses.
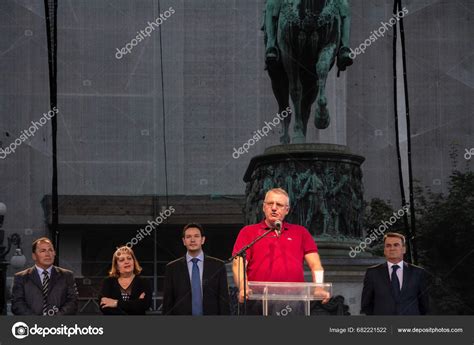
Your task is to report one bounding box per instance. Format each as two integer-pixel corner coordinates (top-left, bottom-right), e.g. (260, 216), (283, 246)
(264, 201), (289, 209)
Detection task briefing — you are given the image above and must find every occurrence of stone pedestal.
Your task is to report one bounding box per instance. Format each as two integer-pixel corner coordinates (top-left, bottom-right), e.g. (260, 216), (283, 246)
(244, 143), (365, 238)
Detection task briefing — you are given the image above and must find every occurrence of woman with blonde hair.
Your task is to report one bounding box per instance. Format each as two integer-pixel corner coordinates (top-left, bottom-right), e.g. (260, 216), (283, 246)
(99, 246), (152, 315)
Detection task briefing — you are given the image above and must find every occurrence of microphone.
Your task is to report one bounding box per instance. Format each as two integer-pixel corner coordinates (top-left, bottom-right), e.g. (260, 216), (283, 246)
(274, 220), (282, 237)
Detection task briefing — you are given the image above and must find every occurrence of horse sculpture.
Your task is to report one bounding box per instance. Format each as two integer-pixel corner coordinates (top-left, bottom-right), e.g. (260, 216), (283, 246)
(263, 0), (353, 144)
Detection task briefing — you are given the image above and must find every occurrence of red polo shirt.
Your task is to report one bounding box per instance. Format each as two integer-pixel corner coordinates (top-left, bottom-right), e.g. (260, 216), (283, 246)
(232, 220), (318, 282)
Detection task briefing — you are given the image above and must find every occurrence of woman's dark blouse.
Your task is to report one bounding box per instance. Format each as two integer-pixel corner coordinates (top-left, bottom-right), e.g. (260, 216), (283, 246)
(99, 276), (152, 315)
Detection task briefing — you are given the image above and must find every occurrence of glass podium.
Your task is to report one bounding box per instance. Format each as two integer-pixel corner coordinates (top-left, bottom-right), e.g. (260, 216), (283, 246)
(247, 281), (332, 316)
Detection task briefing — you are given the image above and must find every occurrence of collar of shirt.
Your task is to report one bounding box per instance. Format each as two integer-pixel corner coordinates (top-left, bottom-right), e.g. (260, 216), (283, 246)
(186, 251), (204, 263)
(35, 265), (53, 282)
(387, 260), (404, 271)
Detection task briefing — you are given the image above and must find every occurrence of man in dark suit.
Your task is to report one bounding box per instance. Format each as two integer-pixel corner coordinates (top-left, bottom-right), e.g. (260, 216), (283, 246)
(11, 237), (78, 315)
(361, 232), (430, 315)
(163, 223), (230, 315)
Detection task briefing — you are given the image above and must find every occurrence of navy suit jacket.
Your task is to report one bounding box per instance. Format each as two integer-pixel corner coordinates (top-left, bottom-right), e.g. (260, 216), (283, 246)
(361, 262), (430, 315)
(162, 255), (230, 315)
(11, 266), (78, 315)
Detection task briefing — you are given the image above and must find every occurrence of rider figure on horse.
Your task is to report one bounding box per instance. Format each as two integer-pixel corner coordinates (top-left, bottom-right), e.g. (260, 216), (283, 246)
(263, 0), (353, 72)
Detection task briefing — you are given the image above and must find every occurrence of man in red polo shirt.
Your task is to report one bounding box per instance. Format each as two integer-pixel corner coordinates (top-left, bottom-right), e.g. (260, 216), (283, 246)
(232, 187), (328, 309)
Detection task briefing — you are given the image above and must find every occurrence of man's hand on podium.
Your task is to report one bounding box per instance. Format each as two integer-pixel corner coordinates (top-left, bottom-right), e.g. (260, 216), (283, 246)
(238, 283), (253, 303)
(313, 286), (330, 304)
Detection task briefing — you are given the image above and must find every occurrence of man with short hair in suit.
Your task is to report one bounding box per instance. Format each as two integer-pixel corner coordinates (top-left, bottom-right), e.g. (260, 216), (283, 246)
(163, 223), (230, 315)
(11, 237), (78, 315)
(361, 232), (430, 315)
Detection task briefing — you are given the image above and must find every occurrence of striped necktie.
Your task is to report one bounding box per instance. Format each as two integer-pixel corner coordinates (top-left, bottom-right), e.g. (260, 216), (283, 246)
(42, 270), (50, 315)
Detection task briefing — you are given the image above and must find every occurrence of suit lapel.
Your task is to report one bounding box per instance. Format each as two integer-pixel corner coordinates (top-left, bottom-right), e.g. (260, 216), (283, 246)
(400, 262), (410, 295)
(29, 267), (43, 291)
(49, 266), (59, 291)
(179, 256), (193, 314)
(181, 257), (191, 291)
(202, 255), (211, 294)
(379, 263), (392, 291)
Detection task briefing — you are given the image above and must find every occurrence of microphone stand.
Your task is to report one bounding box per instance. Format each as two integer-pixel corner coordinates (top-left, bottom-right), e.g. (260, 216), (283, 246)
(228, 227), (276, 315)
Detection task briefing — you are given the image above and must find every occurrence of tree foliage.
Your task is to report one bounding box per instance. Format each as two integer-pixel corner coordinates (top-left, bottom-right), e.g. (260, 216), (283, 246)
(415, 171), (474, 314)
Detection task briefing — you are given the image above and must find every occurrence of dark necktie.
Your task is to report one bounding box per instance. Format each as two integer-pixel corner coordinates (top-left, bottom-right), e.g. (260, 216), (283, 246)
(191, 258), (203, 315)
(391, 265), (401, 300)
(42, 271), (50, 315)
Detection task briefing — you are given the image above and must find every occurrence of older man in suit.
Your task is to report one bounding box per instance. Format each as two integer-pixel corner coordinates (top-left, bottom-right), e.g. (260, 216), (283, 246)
(11, 237), (78, 315)
(361, 232), (430, 315)
(163, 223), (230, 315)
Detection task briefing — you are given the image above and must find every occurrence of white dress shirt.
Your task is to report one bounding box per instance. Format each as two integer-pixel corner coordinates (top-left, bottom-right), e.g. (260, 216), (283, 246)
(387, 260), (404, 289)
(35, 265), (53, 284)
